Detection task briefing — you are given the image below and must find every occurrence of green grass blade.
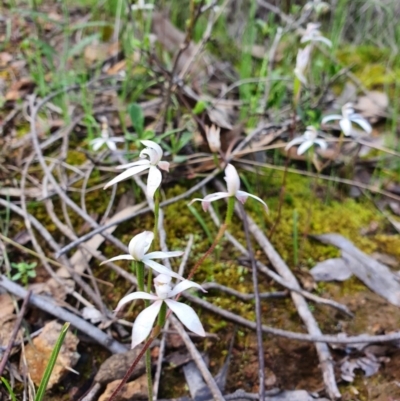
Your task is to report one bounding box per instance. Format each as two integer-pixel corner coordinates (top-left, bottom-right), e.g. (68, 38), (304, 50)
(187, 205), (213, 245)
(1, 377), (17, 401)
(34, 322), (70, 401)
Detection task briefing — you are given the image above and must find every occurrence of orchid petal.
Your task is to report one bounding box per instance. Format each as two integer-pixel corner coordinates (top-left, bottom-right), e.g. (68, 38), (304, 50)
(190, 192), (230, 212)
(351, 116), (372, 134)
(297, 140), (313, 155)
(168, 280), (206, 298)
(140, 148), (158, 164)
(321, 115), (342, 124)
(100, 255), (134, 265)
(158, 161), (170, 172)
(339, 118), (353, 136)
(107, 140), (117, 151)
(129, 231), (154, 260)
(165, 299), (205, 337)
(91, 139), (105, 151)
(294, 68), (307, 85)
(285, 137), (305, 151)
(131, 300), (163, 349)
(104, 164), (149, 189)
(235, 191), (248, 204)
(224, 164), (241, 195)
(116, 291), (158, 311)
(315, 139), (328, 150)
(141, 140), (163, 163)
(112, 137), (125, 143)
(147, 166), (162, 199)
(145, 251), (184, 260)
(142, 259), (184, 280)
(116, 159), (150, 169)
(312, 36), (332, 47)
(237, 191), (269, 212)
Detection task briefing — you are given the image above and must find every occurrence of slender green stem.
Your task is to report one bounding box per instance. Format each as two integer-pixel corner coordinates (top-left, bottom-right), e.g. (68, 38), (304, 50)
(225, 196), (236, 226)
(145, 349), (153, 401)
(157, 302), (167, 327)
(136, 261), (145, 292)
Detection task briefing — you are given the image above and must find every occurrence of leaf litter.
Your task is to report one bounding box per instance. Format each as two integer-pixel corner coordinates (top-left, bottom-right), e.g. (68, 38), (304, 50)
(1, 1), (400, 400)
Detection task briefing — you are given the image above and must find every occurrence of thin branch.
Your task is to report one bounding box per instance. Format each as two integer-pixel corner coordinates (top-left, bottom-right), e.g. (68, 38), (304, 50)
(0, 276), (127, 354)
(0, 290), (31, 376)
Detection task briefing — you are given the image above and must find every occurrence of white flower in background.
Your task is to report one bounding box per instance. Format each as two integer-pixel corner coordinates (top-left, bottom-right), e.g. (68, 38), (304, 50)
(321, 103), (372, 136)
(90, 117), (124, 151)
(190, 164), (268, 212)
(116, 274), (206, 348)
(301, 23), (332, 47)
(294, 45), (312, 85)
(205, 124), (221, 153)
(101, 231), (184, 280)
(285, 126), (328, 155)
(303, 0), (330, 15)
(104, 140), (169, 198)
(131, 0), (154, 11)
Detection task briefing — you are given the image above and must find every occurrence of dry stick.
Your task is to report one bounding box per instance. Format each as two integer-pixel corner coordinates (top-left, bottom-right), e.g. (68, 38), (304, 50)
(237, 158), (400, 204)
(56, 169), (220, 257)
(0, 290), (31, 377)
(0, 198), (137, 287)
(240, 204), (265, 401)
(170, 315), (225, 401)
(202, 282), (287, 301)
(0, 275), (127, 354)
(204, 188), (352, 316)
(183, 292), (400, 345)
(226, 198), (340, 399)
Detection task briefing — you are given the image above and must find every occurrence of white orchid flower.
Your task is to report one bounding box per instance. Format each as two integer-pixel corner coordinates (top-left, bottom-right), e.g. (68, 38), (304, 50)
(294, 45), (312, 85)
(303, 0), (330, 15)
(101, 231), (184, 280)
(301, 23), (332, 47)
(321, 103), (372, 136)
(131, 0), (154, 11)
(117, 274), (206, 349)
(205, 124), (221, 153)
(285, 126), (328, 155)
(104, 140), (169, 198)
(190, 164), (268, 212)
(90, 128), (124, 152)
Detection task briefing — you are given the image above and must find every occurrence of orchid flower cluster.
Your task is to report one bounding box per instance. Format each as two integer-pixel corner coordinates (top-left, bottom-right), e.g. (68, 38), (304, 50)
(102, 140), (268, 352)
(286, 102), (372, 157)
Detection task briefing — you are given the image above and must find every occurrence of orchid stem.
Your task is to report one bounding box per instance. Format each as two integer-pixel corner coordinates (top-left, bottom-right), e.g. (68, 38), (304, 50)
(225, 196), (236, 226)
(157, 302), (167, 327)
(136, 261), (145, 292)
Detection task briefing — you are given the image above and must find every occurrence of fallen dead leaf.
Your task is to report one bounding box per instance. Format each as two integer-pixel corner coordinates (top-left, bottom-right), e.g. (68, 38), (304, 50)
(356, 91), (388, 123)
(313, 233), (400, 307)
(309, 258), (352, 282)
(98, 375), (148, 401)
(5, 78), (35, 101)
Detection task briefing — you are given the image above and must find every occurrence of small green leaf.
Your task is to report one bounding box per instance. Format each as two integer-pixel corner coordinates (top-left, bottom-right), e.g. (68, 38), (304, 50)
(128, 103), (144, 136)
(35, 323), (70, 401)
(192, 100), (208, 115)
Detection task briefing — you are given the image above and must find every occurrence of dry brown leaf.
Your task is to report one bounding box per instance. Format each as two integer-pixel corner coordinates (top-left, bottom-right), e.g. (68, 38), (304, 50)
(0, 293), (15, 320)
(0, 52), (13, 67)
(5, 78), (35, 101)
(151, 12), (207, 78)
(356, 91), (388, 123)
(98, 375), (148, 401)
